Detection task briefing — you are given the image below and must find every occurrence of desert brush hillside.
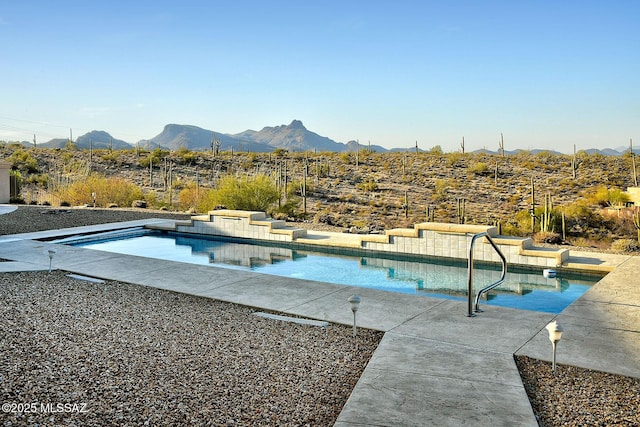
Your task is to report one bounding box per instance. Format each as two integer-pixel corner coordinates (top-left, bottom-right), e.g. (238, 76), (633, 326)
(3, 143), (640, 251)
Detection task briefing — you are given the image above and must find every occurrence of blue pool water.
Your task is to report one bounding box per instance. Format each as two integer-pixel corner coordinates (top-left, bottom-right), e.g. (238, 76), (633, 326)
(72, 231), (602, 313)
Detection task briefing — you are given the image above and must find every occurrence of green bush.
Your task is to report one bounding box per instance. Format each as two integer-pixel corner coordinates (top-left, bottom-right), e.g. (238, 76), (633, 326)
(139, 148), (170, 168)
(432, 179), (449, 202)
(212, 174), (279, 212)
(175, 147), (198, 165)
(588, 186), (629, 208)
(8, 149), (39, 173)
(468, 162), (490, 176)
(178, 183), (218, 213)
(56, 173), (143, 207)
(356, 179), (378, 192)
(273, 148), (288, 158)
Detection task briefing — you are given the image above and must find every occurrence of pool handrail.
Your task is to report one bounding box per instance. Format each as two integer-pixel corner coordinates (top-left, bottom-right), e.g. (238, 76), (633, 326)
(467, 232), (508, 317)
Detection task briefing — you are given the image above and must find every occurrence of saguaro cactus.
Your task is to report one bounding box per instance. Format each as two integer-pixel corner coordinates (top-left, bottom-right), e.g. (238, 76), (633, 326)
(571, 144), (581, 179)
(457, 198), (466, 224)
(426, 205), (435, 222)
(403, 191), (409, 218)
(530, 177), (536, 232)
(541, 193), (553, 233)
(633, 209), (640, 244)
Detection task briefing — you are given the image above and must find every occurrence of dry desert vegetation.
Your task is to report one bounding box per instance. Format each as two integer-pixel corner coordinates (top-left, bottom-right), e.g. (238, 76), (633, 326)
(4, 143), (640, 252)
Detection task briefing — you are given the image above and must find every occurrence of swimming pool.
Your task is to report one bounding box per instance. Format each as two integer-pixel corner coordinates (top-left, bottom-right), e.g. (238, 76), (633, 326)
(71, 230), (602, 313)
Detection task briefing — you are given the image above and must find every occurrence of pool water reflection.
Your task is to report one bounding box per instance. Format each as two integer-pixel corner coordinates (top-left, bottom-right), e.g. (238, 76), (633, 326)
(74, 231), (602, 314)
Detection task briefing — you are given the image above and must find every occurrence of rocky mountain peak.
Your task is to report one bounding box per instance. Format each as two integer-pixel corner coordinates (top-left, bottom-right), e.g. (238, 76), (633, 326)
(287, 119), (306, 130)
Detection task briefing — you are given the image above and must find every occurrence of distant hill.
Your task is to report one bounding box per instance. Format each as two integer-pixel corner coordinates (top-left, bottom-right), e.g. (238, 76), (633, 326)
(41, 131), (131, 150)
(76, 131), (131, 150)
(39, 138), (69, 149)
(148, 124), (271, 152)
(147, 120), (388, 153)
(234, 120), (349, 152)
(23, 120), (635, 156)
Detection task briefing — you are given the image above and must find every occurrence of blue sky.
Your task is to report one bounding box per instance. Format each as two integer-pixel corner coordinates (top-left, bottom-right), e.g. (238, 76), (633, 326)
(1, 1), (638, 153)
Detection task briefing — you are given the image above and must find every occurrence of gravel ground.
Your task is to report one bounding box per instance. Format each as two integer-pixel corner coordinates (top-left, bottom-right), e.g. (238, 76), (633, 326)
(2, 205), (640, 426)
(0, 205), (191, 236)
(1, 271), (382, 426)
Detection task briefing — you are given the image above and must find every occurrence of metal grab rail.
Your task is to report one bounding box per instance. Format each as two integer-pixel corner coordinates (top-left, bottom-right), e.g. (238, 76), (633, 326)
(467, 232), (507, 317)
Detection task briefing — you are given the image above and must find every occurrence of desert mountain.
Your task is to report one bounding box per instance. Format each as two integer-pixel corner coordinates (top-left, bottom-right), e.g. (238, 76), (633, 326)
(76, 131), (131, 150)
(144, 124), (270, 153)
(236, 120), (348, 152)
(149, 120), (387, 153)
(39, 131), (131, 150)
(29, 120), (634, 155)
(146, 120), (378, 153)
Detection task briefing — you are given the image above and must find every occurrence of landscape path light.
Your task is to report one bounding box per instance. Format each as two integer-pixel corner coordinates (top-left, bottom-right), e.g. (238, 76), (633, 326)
(545, 320), (563, 372)
(48, 248), (57, 273)
(347, 294), (361, 337)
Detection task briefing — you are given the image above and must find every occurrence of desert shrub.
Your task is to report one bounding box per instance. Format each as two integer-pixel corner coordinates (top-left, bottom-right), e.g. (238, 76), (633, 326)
(533, 232), (562, 244)
(357, 179), (378, 192)
(563, 201), (603, 231)
(339, 152), (352, 164)
(610, 239), (639, 253)
(56, 173), (143, 207)
(499, 221), (527, 237)
(447, 152), (464, 167)
(513, 206), (562, 235)
(100, 151), (120, 163)
(8, 149), (39, 173)
(587, 186), (629, 208)
(273, 148), (288, 158)
(513, 209), (536, 233)
(171, 177), (187, 190)
(144, 191), (160, 208)
(468, 162), (490, 176)
(139, 148), (170, 168)
(212, 174), (279, 212)
(175, 147), (198, 165)
(178, 183), (217, 213)
(428, 145), (443, 155)
(602, 210), (639, 239)
(178, 183), (199, 211)
(275, 196), (302, 219)
(432, 179), (449, 202)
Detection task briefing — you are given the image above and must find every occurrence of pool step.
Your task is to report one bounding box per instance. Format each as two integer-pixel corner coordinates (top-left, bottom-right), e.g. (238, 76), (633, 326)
(158, 209), (308, 241)
(146, 209), (570, 269)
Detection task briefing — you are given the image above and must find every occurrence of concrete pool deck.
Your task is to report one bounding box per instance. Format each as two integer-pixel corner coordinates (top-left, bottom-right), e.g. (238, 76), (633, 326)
(1, 219), (639, 426)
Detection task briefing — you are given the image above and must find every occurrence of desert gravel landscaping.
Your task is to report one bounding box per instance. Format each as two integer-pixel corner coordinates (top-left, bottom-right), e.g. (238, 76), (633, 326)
(1, 270), (382, 426)
(1, 205), (639, 426)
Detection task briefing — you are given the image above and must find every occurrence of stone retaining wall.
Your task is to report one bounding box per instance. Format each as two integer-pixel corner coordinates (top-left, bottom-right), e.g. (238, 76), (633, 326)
(164, 209), (569, 268)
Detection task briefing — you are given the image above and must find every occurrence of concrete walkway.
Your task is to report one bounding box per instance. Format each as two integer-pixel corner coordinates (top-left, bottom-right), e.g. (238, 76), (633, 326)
(1, 220), (639, 426)
(0, 204), (17, 215)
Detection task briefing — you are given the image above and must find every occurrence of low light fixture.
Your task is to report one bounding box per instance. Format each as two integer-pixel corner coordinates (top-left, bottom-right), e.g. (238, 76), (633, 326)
(48, 248), (57, 273)
(545, 320), (563, 372)
(347, 294), (361, 337)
